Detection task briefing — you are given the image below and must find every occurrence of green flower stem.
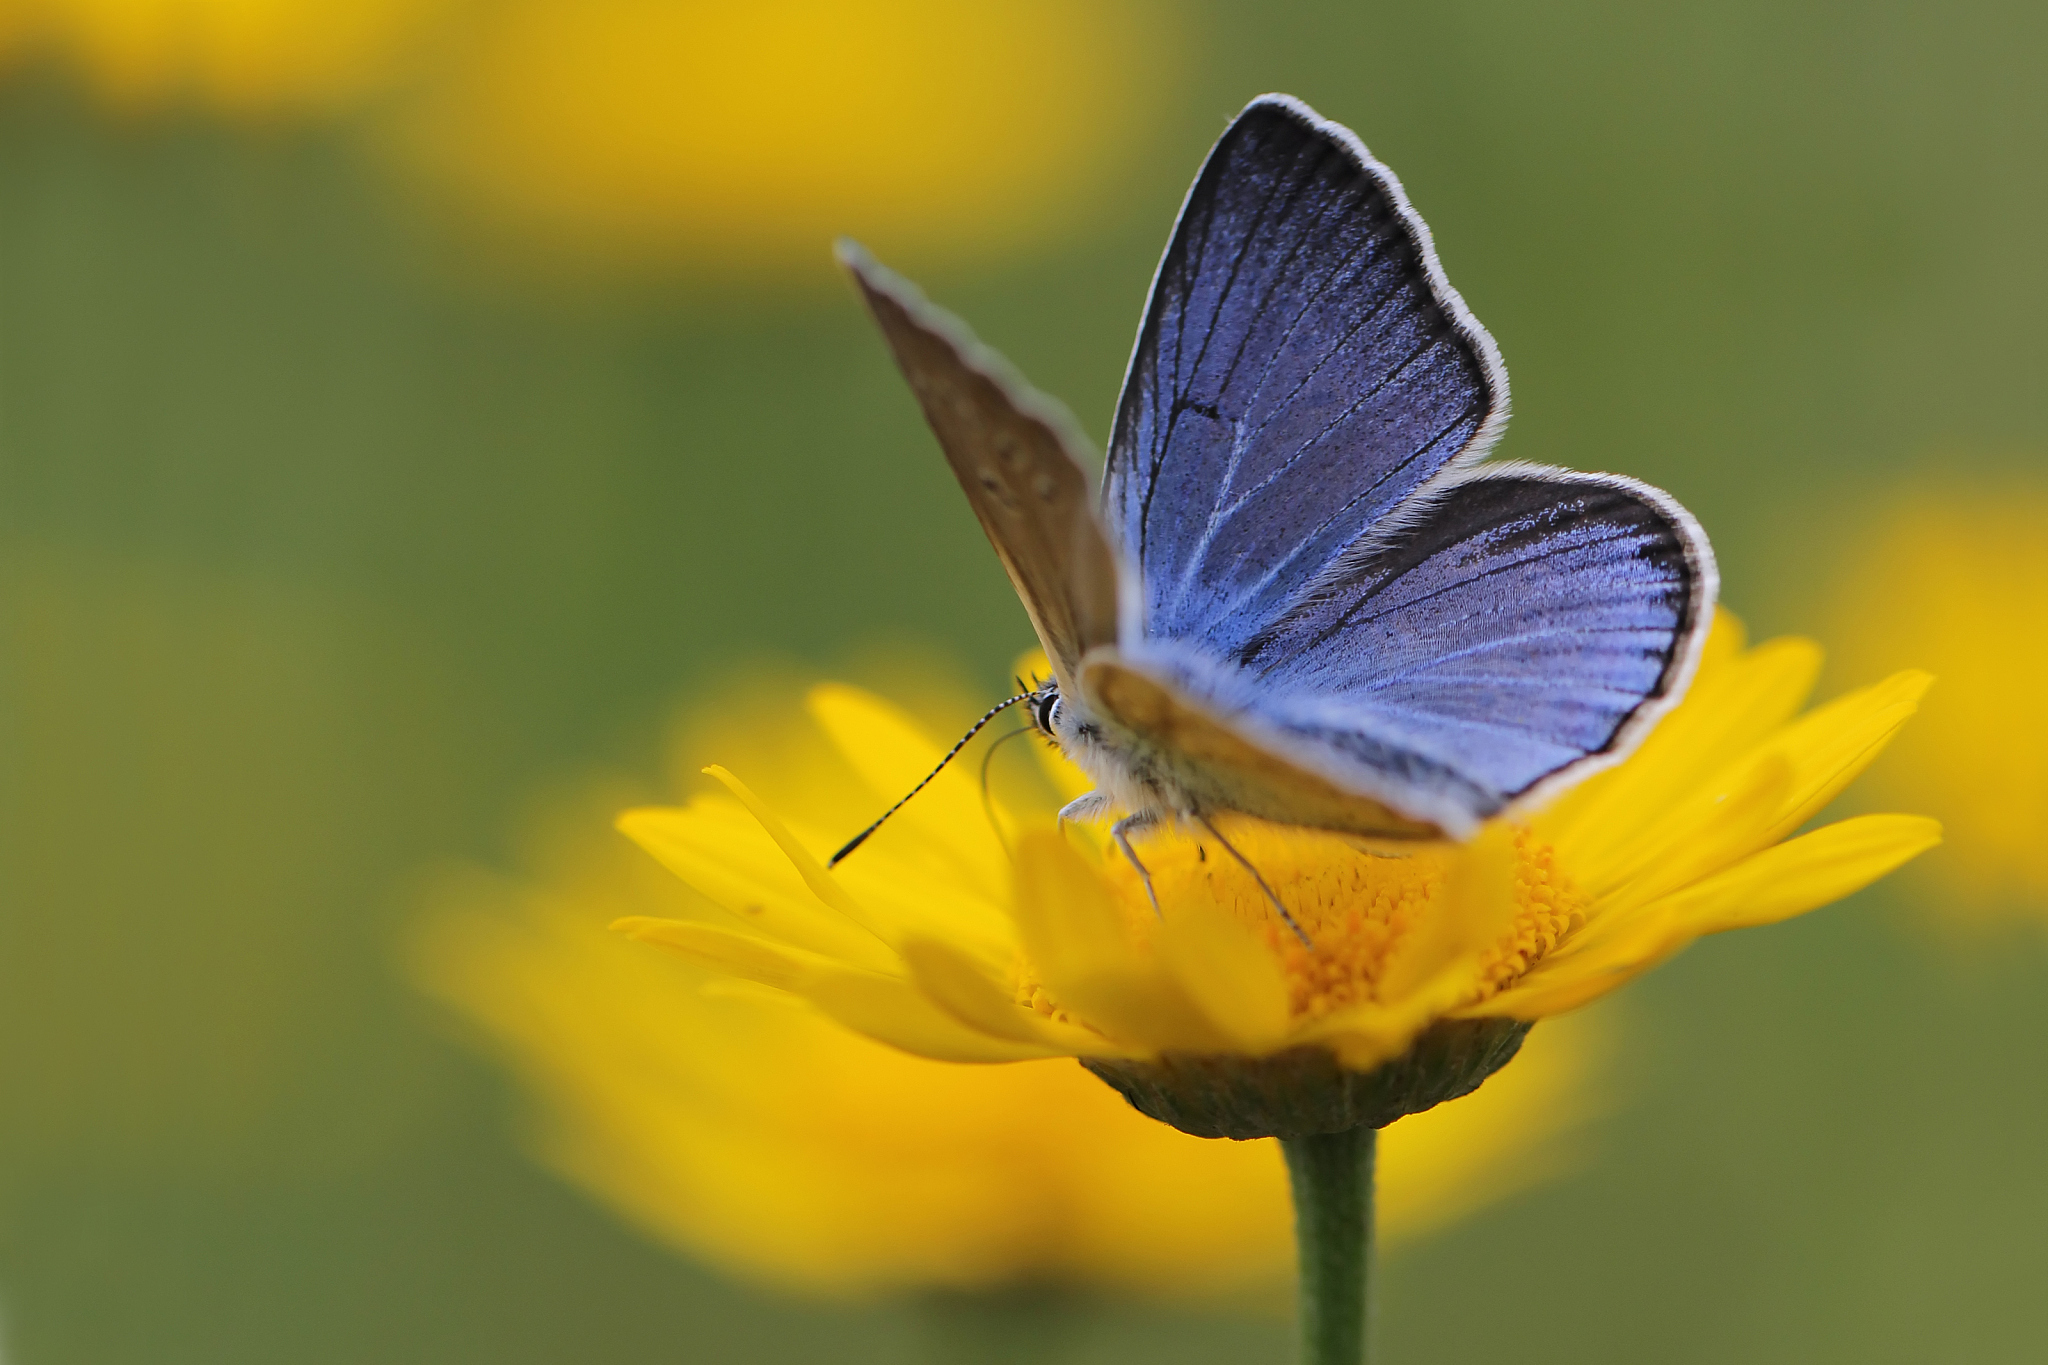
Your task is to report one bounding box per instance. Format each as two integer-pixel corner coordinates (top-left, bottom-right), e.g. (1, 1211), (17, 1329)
(1282, 1127), (1377, 1365)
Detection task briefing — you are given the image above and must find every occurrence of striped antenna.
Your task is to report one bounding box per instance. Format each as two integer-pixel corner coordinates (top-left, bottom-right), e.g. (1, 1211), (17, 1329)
(827, 692), (1032, 867)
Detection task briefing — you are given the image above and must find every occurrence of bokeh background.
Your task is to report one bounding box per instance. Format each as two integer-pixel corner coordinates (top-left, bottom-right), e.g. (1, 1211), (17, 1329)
(3, 1), (2047, 1362)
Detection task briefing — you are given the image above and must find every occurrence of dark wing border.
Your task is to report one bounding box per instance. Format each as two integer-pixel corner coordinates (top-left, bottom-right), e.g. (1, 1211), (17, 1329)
(1434, 459), (1719, 817)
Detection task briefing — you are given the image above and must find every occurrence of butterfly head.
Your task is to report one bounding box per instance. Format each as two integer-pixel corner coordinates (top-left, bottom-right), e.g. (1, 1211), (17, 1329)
(1021, 673), (1153, 818)
(1025, 675), (1064, 739)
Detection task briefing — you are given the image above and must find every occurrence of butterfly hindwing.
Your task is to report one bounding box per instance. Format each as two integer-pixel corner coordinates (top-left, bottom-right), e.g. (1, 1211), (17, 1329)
(1094, 467), (1714, 836)
(1104, 95), (1506, 657)
(838, 242), (1120, 689)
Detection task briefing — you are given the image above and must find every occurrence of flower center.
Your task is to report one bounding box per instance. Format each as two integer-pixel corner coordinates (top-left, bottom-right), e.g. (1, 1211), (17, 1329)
(1101, 824), (1587, 1022)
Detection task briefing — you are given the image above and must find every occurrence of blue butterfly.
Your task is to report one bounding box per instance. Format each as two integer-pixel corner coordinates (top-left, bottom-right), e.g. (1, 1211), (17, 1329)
(831, 94), (1715, 904)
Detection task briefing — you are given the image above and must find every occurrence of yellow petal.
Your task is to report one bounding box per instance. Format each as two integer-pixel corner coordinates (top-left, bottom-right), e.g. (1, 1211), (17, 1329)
(1010, 830), (1133, 982)
(1468, 813), (1936, 1018)
(616, 801), (897, 969)
(1010, 832), (1232, 1053)
(1757, 670), (1933, 841)
(1568, 669), (1927, 906)
(1156, 894), (1292, 1053)
(611, 916), (825, 991)
(696, 976), (808, 1009)
(1377, 823), (1519, 1004)
(1698, 606), (1748, 665)
(699, 764), (897, 943)
(899, 937), (1117, 1054)
(1539, 634), (1821, 861)
(1588, 753), (1796, 921)
(1462, 908), (1687, 1019)
(823, 846), (1018, 968)
(1655, 814), (1944, 934)
(807, 683), (1008, 890)
(803, 965), (1063, 1063)
(1322, 1018), (1435, 1072)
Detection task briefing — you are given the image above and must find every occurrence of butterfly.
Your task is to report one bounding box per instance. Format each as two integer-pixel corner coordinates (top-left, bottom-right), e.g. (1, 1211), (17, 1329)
(831, 93), (1715, 898)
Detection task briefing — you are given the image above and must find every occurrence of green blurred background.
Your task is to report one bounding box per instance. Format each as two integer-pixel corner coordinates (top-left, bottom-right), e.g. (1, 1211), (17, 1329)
(3, 1), (2046, 1361)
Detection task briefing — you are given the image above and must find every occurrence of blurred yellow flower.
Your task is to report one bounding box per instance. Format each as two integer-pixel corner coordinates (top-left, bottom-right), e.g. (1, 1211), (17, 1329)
(412, 670), (1605, 1299)
(1827, 482), (2048, 914)
(392, 0), (1178, 268)
(2, 0), (1178, 268)
(616, 612), (1937, 1137)
(0, 0), (444, 115)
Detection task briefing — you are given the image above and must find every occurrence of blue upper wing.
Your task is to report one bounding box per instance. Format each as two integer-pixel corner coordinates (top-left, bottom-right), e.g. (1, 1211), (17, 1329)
(1104, 95), (1506, 656)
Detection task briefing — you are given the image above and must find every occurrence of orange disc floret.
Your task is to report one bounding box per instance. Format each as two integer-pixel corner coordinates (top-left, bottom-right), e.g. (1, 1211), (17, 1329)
(1473, 830), (1588, 998)
(1073, 821), (1590, 1027)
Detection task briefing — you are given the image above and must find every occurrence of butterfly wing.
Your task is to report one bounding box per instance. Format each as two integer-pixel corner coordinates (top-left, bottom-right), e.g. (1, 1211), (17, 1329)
(1077, 655), (1444, 839)
(1084, 468), (1714, 837)
(838, 241), (1120, 689)
(1104, 94), (1506, 657)
(1085, 95), (1712, 834)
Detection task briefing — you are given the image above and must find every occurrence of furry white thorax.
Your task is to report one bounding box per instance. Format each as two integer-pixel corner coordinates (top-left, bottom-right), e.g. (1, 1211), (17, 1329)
(1029, 678), (1188, 825)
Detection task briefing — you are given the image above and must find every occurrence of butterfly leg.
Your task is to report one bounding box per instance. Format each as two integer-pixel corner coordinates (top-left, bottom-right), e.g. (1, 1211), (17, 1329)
(1056, 790), (1114, 829)
(1197, 816), (1312, 948)
(1109, 813), (1164, 917)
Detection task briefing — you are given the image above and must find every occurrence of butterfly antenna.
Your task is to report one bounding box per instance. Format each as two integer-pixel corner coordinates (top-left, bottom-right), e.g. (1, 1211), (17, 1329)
(828, 693), (1032, 867)
(977, 725), (1036, 861)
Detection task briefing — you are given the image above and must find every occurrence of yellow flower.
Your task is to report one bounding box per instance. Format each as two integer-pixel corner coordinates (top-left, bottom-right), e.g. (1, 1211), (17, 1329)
(617, 611), (1938, 1139)
(412, 687), (1605, 1299)
(1826, 481), (2048, 914)
(390, 0), (1179, 270)
(0, 0), (444, 116)
(5, 1), (1176, 270)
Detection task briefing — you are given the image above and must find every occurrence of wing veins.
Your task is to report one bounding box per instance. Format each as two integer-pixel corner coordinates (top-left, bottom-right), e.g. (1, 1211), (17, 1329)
(1188, 205), (1403, 557)
(1173, 403), (1470, 630)
(1182, 150), (1342, 555)
(1229, 217), (1403, 445)
(1212, 327), (1439, 528)
(1199, 144), (1369, 481)
(1136, 173), (1223, 563)
(1351, 624), (1669, 689)
(1138, 134), (1321, 569)
(1138, 130), (1327, 568)
(1294, 527), (1666, 656)
(1300, 699), (1597, 743)
(1228, 270), (1412, 459)
(1152, 275), (1416, 621)
(1370, 674), (1649, 697)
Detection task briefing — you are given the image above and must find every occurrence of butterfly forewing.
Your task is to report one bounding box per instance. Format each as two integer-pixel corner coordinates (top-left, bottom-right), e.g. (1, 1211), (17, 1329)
(838, 242), (1120, 689)
(1105, 96), (1505, 657)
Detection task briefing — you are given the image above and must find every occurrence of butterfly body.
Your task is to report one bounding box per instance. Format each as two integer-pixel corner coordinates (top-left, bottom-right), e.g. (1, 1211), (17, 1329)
(1027, 666), (1442, 841)
(841, 94), (1716, 845)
